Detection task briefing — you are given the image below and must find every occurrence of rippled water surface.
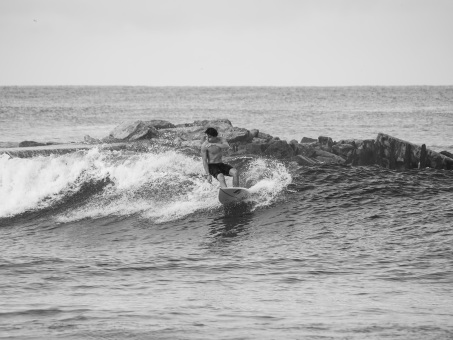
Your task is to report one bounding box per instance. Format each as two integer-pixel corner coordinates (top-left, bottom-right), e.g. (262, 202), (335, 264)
(1, 87), (453, 339)
(1, 86), (452, 151)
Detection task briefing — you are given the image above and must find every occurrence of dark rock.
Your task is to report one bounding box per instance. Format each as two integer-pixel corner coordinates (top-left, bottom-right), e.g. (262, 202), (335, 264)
(19, 141), (46, 147)
(19, 141), (58, 148)
(101, 135), (123, 143)
(295, 143), (316, 158)
(194, 119), (233, 129)
(318, 136), (334, 150)
(144, 120), (176, 130)
(332, 143), (355, 158)
(170, 119), (252, 145)
(440, 150), (453, 159)
(245, 143), (265, 154)
(289, 140), (299, 151)
(109, 120), (159, 141)
(354, 139), (376, 166)
(419, 144), (427, 168)
(314, 149), (346, 164)
(223, 128), (253, 144)
(250, 129), (259, 138)
(84, 135), (101, 144)
(300, 137), (317, 144)
(257, 132), (273, 141)
(375, 133), (453, 170)
(264, 140), (294, 158)
(252, 137), (268, 144)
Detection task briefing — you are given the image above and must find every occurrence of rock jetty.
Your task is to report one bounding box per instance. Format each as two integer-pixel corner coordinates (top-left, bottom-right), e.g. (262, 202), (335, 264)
(2, 119), (452, 170)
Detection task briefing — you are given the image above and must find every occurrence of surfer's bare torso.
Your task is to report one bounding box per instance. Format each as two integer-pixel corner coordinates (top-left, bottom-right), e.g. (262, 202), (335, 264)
(201, 137), (228, 164)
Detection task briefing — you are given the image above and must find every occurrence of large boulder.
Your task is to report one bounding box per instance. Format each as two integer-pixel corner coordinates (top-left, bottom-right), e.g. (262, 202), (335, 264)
(332, 143), (355, 159)
(355, 139), (376, 166)
(440, 150), (453, 159)
(300, 137), (317, 144)
(257, 132), (273, 141)
(318, 136), (334, 151)
(144, 120), (176, 130)
(264, 140), (295, 159)
(109, 120), (159, 141)
(168, 119), (253, 145)
(294, 143), (316, 158)
(375, 133), (453, 170)
(334, 139), (376, 165)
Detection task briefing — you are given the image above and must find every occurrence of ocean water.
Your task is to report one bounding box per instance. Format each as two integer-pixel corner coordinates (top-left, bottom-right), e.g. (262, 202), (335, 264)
(0, 86), (453, 339)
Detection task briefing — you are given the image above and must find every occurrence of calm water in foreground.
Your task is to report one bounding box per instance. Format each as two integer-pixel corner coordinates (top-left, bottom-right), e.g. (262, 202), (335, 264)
(0, 86), (452, 339)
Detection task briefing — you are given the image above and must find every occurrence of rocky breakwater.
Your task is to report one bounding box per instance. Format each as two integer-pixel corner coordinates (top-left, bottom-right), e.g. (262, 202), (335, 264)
(3, 119), (452, 171)
(90, 118), (374, 166)
(375, 133), (453, 170)
(164, 120), (452, 170)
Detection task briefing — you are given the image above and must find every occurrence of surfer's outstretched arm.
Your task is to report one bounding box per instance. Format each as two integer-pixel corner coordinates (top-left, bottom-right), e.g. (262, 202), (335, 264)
(201, 143), (212, 183)
(209, 137), (230, 150)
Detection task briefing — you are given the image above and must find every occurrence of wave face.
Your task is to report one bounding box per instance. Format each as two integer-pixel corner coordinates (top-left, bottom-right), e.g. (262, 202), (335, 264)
(0, 148), (291, 222)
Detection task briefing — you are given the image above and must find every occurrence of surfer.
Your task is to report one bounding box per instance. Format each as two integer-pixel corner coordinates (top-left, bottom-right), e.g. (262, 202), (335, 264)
(201, 127), (239, 188)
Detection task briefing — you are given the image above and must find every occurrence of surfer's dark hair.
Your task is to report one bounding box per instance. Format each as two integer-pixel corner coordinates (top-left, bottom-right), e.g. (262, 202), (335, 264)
(205, 127), (218, 137)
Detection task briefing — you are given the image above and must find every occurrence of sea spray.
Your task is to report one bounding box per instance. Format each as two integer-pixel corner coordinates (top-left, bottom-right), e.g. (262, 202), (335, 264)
(57, 149), (214, 223)
(243, 158), (292, 209)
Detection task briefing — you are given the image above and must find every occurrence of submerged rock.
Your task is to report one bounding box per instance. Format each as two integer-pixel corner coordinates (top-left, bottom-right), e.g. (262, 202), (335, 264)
(19, 141), (47, 147)
(19, 141), (58, 147)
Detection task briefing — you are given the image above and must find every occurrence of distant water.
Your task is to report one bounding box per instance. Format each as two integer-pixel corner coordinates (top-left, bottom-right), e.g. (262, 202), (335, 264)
(1, 86), (452, 151)
(1, 86), (453, 339)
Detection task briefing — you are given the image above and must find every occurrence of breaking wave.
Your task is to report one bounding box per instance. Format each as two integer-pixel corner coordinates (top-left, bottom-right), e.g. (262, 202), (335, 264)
(0, 148), (292, 223)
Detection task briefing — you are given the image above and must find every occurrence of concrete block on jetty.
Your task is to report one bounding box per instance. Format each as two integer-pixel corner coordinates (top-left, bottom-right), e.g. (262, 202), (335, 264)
(1, 119), (452, 171)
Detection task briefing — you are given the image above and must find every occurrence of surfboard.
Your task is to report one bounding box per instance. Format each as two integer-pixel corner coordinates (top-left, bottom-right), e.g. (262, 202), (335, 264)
(218, 187), (250, 205)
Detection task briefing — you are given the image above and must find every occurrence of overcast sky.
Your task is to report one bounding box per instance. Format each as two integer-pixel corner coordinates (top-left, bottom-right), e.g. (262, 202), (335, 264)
(1, 0), (452, 86)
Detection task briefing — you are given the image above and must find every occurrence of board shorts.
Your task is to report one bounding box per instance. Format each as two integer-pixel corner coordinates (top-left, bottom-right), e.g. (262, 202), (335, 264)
(208, 163), (233, 179)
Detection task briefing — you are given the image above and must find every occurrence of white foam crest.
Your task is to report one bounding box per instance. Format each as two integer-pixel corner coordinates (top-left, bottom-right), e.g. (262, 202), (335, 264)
(243, 158), (292, 208)
(0, 149), (108, 217)
(56, 150), (220, 223)
(105, 150), (202, 190)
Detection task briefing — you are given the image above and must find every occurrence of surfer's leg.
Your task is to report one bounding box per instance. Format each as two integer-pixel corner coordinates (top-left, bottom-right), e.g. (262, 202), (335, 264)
(229, 168), (239, 187)
(217, 174), (228, 188)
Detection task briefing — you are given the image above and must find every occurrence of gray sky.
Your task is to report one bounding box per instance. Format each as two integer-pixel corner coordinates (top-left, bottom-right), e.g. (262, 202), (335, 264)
(1, 0), (452, 86)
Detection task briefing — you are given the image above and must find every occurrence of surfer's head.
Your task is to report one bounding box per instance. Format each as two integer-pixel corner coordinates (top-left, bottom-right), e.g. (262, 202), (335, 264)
(205, 127), (218, 137)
